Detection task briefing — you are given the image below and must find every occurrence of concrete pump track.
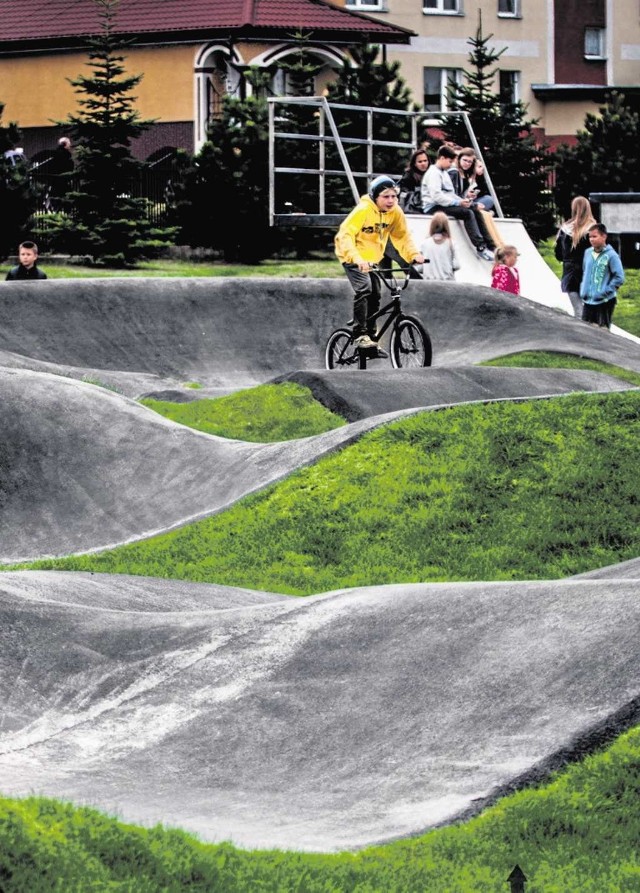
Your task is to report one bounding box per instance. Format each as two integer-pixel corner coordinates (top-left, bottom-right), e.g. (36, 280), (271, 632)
(0, 274), (639, 853)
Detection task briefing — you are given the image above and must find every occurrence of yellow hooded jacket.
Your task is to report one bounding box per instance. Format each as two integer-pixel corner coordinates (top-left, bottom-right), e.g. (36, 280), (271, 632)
(334, 194), (420, 266)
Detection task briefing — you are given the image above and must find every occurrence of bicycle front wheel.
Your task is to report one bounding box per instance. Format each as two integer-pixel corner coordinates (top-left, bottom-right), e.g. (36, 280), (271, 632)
(390, 316), (432, 368)
(325, 328), (359, 370)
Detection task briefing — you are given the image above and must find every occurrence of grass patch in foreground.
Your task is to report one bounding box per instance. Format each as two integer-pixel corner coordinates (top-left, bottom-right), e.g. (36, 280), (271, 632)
(141, 382), (346, 442)
(16, 391), (640, 595)
(483, 350), (640, 387)
(1, 722), (640, 891)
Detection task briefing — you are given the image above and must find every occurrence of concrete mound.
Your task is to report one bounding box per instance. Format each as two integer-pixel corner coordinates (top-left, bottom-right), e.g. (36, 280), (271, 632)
(0, 366), (408, 563)
(2, 277), (639, 400)
(274, 366), (633, 421)
(0, 571), (638, 852)
(1, 275), (639, 854)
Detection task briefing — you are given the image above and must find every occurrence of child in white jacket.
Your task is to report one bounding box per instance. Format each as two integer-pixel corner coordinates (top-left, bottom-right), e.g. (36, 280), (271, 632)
(419, 212), (460, 280)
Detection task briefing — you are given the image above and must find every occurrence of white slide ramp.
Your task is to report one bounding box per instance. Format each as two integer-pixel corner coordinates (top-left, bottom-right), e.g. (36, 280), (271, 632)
(406, 214), (571, 312)
(406, 214), (639, 343)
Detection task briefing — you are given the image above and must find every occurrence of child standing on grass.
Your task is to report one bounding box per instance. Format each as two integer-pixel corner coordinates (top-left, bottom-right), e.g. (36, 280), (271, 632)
(580, 223), (625, 329)
(419, 211), (460, 280)
(490, 245), (520, 295)
(5, 241), (48, 280)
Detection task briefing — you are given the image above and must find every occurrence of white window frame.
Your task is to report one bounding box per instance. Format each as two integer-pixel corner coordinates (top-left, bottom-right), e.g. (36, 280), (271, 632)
(498, 0), (521, 17)
(346, 0), (386, 10)
(584, 27), (606, 59)
(423, 67), (463, 112)
(423, 0), (463, 15)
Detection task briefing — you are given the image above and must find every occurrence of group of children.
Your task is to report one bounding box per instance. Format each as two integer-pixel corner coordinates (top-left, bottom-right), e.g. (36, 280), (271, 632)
(336, 173), (624, 344)
(417, 211), (520, 294)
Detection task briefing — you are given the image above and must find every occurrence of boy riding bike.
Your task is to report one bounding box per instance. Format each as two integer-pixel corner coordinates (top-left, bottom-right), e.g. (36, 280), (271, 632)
(335, 175), (425, 357)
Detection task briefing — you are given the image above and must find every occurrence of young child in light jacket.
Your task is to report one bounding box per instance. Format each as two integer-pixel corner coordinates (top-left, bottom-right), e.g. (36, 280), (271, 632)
(419, 212), (460, 280)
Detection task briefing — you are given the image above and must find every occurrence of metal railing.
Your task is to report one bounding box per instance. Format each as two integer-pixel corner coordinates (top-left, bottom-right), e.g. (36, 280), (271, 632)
(268, 97), (503, 226)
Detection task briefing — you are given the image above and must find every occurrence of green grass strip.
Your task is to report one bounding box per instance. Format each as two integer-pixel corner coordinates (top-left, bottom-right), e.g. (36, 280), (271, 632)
(16, 391), (640, 595)
(1, 722), (640, 890)
(140, 382), (346, 442)
(483, 350), (640, 387)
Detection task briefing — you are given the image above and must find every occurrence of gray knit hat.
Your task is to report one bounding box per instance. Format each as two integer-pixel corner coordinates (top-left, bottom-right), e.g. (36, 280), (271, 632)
(369, 175), (397, 201)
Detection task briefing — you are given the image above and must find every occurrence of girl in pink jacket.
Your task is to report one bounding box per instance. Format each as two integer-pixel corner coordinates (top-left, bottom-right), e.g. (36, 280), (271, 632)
(490, 245), (520, 295)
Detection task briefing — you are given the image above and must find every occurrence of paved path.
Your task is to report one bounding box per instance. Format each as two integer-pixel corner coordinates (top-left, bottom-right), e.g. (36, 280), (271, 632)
(0, 276), (638, 852)
(0, 570), (638, 852)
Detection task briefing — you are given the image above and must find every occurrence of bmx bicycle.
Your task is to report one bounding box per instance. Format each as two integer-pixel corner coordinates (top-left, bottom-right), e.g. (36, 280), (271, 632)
(325, 266), (432, 370)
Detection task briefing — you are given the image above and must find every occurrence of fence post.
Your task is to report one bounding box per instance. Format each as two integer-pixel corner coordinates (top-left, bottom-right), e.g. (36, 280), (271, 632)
(507, 864), (527, 892)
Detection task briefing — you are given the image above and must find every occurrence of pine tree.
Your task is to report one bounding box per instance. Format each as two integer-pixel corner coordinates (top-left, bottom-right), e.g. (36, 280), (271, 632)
(446, 14), (554, 240)
(0, 104), (39, 258)
(60, 0), (174, 265)
(553, 91), (640, 218)
(326, 45), (416, 198)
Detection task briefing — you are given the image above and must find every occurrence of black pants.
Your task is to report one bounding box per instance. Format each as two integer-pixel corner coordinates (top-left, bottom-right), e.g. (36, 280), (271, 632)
(582, 298), (616, 329)
(343, 263), (382, 337)
(428, 204), (486, 251)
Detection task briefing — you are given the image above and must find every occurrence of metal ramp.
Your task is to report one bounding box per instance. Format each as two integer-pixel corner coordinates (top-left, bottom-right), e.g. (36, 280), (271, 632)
(267, 96), (503, 226)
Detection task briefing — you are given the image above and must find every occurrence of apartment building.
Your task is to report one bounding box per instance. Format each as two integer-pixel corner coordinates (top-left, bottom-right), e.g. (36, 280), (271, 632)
(344, 0), (640, 145)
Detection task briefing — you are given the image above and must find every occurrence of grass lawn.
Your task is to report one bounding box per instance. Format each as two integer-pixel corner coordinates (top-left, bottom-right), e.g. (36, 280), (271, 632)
(141, 382), (346, 442)
(483, 350), (640, 387)
(0, 256), (344, 280)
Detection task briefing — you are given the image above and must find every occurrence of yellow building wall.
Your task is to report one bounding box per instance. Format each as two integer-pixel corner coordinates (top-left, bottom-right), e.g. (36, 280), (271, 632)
(0, 44), (195, 128)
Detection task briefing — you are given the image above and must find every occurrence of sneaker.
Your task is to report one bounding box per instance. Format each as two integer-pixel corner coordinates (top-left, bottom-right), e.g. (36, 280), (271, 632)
(354, 334), (376, 349)
(477, 247), (494, 262)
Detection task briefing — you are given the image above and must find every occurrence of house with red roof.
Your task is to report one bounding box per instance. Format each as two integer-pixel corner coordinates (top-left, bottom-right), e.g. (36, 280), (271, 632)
(0, 0), (413, 161)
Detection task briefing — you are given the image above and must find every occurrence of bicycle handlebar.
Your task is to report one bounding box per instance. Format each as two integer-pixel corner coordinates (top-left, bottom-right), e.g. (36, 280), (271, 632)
(369, 264), (423, 290)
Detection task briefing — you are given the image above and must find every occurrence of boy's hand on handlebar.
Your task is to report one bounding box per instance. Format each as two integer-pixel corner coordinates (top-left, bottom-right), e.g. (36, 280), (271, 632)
(413, 253), (425, 265)
(357, 260), (372, 272)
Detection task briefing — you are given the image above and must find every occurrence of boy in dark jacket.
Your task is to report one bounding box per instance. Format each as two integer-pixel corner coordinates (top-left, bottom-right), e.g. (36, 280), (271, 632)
(5, 241), (48, 280)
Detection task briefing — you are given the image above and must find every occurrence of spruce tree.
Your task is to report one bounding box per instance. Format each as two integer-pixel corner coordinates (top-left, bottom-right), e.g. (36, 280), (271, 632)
(60, 0), (174, 265)
(553, 91), (640, 218)
(446, 14), (554, 240)
(0, 105), (39, 258)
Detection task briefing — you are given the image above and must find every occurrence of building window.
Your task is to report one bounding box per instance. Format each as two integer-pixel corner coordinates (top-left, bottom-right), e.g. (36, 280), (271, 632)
(498, 0), (521, 16)
(584, 27), (605, 59)
(423, 0), (462, 14)
(345, 0), (385, 9)
(423, 67), (462, 111)
(499, 70), (520, 104)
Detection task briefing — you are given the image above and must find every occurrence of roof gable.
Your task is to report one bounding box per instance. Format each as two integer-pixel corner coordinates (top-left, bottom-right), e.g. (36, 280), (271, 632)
(0, 0), (413, 48)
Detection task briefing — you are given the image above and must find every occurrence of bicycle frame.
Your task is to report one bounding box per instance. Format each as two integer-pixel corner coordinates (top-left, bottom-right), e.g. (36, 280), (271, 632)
(366, 267), (411, 335)
(366, 292), (402, 341)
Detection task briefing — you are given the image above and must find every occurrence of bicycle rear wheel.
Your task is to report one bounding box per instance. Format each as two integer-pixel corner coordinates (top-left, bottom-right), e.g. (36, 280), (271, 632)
(390, 315), (432, 368)
(325, 328), (360, 370)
